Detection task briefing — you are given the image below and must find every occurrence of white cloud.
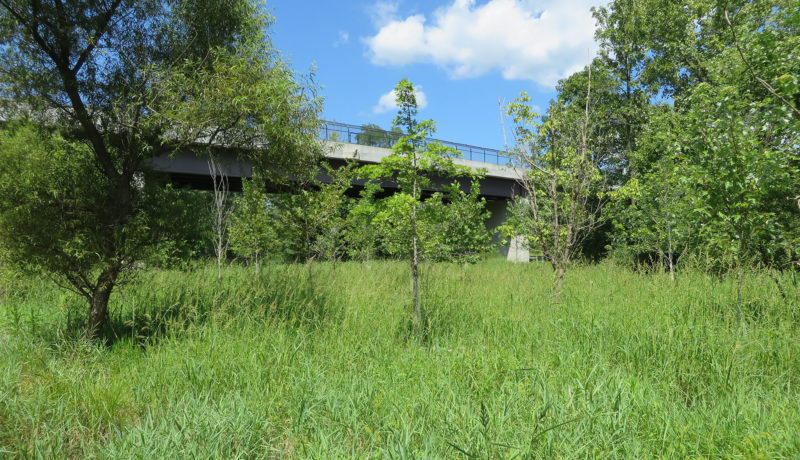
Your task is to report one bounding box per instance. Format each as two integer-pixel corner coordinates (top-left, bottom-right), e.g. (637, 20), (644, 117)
(365, 0), (604, 87)
(369, 1), (400, 26)
(334, 30), (350, 47)
(373, 86), (428, 114)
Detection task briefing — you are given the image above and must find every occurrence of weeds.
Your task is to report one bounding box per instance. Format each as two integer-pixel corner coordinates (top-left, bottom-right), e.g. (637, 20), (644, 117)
(0, 259), (798, 457)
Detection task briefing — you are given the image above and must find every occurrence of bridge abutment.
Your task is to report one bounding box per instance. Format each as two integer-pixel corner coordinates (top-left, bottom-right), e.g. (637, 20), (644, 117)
(485, 199), (529, 263)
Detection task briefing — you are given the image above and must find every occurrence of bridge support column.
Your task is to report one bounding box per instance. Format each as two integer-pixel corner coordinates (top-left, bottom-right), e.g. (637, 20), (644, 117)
(485, 199), (529, 263)
(505, 235), (530, 263)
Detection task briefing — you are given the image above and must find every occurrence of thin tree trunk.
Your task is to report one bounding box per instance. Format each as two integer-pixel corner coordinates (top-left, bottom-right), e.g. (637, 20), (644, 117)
(307, 256), (315, 289)
(668, 254), (675, 281)
(411, 233), (421, 333)
(411, 195), (422, 335)
(736, 267), (743, 323)
(550, 134), (563, 303)
(667, 222), (675, 281)
(410, 139), (422, 337)
(736, 232), (747, 323)
(553, 265), (566, 303)
(209, 158), (231, 285)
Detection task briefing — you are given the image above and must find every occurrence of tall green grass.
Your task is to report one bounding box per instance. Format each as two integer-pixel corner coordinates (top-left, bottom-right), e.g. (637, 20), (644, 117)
(1, 259), (798, 458)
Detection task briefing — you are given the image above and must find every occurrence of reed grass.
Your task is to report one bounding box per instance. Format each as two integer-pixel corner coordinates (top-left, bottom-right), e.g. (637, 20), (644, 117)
(0, 259), (798, 458)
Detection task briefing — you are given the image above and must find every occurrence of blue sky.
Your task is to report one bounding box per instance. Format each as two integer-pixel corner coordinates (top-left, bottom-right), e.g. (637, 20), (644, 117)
(266, 0), (605, 150)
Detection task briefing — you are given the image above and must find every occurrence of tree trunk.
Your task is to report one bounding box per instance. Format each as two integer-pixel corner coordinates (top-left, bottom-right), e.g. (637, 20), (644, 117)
(667, 222), (675, 281)
(411, 205), (422, 336)
(85, 267), (118, 338)
(553, 265), (566, 303)
(410, 143), (422, 338)
(668, 253), (675, 282)
(306, 256), (315, 289)
(736, 267), (743, 323)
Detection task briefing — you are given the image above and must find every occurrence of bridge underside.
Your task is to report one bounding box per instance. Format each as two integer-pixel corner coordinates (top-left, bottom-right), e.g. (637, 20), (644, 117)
(146, 144), (529, 262)
(148, 146), (522, 199)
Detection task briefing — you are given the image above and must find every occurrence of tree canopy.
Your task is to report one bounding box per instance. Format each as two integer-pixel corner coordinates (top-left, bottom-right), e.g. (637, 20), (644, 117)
(0, 0), (323, 337)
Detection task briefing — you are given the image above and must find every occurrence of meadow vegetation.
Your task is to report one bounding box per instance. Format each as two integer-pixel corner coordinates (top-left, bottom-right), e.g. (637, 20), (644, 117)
(1, 259), (798, 458)
(0, 0), (798, 457)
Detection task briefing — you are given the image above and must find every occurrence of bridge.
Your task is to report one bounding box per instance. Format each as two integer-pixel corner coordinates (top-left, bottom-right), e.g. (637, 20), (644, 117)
(148, 121), (530, 262)
(319, 122), (520, 199)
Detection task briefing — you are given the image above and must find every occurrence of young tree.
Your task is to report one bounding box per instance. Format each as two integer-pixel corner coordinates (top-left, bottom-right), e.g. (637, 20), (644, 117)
(360, 78), (469, 337)
(590, 0), (799, 281)
(208, 158), (234, 281)
(344, 182), (383, 264)
(230, 173), (276, 273)
(420, 182), (494, 264)
(0, 0), (323, 337)
(308, 162), (356, 267)
(678, 81), (797, 318)
(607, 107), (691, 278)
(505, 63), (608, 301)
(610, 164), (688, 279)
(268, 162), (354, 267)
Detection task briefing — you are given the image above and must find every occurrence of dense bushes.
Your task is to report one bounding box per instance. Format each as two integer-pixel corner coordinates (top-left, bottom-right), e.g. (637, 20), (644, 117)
(228, 168), (495, 265)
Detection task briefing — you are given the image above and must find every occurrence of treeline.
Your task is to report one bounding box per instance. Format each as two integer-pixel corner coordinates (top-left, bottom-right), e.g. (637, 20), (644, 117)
(499, 0), (799, 287)
(227, 168), (493, 269)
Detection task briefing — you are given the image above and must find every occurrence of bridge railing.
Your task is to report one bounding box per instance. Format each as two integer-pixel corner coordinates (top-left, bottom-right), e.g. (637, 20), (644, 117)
(320, 121), (514, 166)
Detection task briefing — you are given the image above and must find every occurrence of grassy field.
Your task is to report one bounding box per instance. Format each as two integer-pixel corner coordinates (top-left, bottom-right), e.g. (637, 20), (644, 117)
(0, 259), (799, 458)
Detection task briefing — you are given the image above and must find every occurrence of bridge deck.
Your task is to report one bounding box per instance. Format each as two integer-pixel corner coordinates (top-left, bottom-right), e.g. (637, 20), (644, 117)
(320, 121), (513, 166)
(148, 121), (521, 198)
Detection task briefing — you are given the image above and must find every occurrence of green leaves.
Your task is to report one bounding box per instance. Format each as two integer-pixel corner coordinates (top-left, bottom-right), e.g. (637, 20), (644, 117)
(355, 78), (488, 265)
(505, 63), (609, 276)
(0, 0), (325, 333)
(592, 0), (800, 271)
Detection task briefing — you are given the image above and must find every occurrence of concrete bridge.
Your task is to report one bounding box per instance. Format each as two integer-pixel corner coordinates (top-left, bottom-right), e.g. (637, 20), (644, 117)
(148, 121), (530, 262)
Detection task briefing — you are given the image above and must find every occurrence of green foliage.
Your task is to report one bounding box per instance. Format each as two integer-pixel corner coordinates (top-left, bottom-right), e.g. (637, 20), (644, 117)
(358, 78), (485, 336)
(677, 82), (797, 269)
(358, 79), (480, 261)
(230, 162), (355, 264)
(359, 79), (471, 198)
(0, 0), (323, 334)
(352, 80), (493, 266)
(313, 163), (358, 263)
(371, 192), (416, 258)
(154, 40), (324, 184)
(343, 182), (383, 262)
(229, 169), (493, 265)
(141, 186), (214, 268)
(229, 174), (277, 268)
(0, 122), (123, 283)
(0, 122), (212, 278)
(607, 108), (689, 270)
(419, 182), (495, 263)
(504, 69), (608, 283)
(593, 0), (800, 273)
(355, 123), (403, 148)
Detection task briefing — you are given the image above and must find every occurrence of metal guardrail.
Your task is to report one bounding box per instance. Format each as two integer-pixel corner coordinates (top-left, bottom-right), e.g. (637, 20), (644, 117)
(320, 121), (513, 166)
